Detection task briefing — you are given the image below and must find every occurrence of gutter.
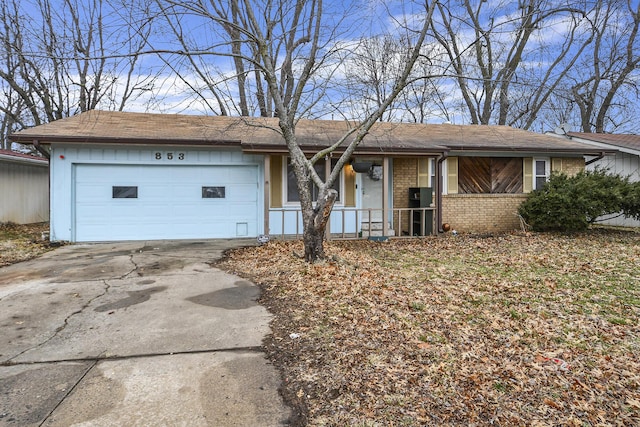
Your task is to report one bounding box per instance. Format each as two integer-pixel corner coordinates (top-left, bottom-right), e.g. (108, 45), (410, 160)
(241, 144), (446, 157)
(10, 134), (243, 147)
(32, 139), (51, 159)
(0, 152), (48, 165)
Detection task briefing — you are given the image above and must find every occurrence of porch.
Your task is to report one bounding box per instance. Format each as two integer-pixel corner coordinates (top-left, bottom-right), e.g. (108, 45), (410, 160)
(263, 154), (444, 240)
(267, 206), (436, 240)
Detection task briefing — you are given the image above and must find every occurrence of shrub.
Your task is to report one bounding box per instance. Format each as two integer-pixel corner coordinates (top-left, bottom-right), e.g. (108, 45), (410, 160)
(518, 169), (638, 232)
(621, 181), (640, 220)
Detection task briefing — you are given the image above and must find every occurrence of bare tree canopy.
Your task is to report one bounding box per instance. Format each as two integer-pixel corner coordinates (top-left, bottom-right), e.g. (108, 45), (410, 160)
(3, 0), (639, 143)
(0, 0), (158, 150)
(430, 0), (639, 133)
(565, 0), (640, 133)
(332, 0), (639, 133)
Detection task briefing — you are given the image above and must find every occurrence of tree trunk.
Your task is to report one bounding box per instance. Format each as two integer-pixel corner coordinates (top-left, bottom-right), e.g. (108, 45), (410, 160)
(303, 225), (325, 262)
(302, 188), (338, 262)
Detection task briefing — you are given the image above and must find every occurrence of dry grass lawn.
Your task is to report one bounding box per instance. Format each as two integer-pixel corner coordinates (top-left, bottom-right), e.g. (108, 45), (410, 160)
(0, 222), (54, 267)
(218, 230), (640, 426)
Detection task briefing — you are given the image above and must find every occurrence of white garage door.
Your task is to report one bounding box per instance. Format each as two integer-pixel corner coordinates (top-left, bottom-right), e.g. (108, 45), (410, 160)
(74, 164), (259, 241)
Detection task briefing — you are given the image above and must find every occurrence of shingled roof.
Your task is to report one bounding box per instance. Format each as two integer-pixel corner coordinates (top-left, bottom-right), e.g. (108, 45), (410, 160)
(567, 132), (640, 153)
(10, 110), (610, 156)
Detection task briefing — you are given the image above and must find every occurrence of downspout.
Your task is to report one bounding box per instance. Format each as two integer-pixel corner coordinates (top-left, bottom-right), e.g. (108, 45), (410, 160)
(382, 157), (390, 237)
(436, 151), (448, 234)
(585, 152), (606, 166)
(33, 139), (50, 159)
(264, 154), (271, 237)
(33, 138), (52, 241)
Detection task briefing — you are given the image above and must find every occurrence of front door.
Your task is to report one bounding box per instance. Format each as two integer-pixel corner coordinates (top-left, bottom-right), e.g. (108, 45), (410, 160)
(361, 165), (383, 222)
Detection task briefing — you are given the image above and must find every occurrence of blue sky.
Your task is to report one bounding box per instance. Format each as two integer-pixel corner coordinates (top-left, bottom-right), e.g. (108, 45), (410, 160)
(4, 0), (639, 133)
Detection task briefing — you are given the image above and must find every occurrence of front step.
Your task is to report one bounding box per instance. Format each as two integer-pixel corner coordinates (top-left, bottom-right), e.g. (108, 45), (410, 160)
(360, 222), (395, 237)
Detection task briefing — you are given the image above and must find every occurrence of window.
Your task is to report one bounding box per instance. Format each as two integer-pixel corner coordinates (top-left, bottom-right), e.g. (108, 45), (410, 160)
(534, 159), (550, 190)
(202, 186), (226, 198)
(458, 157), (523, 194)
(286, 158), (341, 203)
(112, 186), (138, 198)
(418, 158), (436, 188)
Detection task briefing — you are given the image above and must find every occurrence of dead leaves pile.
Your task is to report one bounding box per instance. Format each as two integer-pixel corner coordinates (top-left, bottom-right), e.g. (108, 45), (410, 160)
(0, 222), (53, 267)
(218, 230), (639, 426)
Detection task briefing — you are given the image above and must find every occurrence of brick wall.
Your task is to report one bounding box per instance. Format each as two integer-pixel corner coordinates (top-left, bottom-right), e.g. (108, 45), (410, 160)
(442, 194), (528, 233)
(392, 158), (418, 235)
(393, 156), (584, 235)
(552, 157), (584, 176)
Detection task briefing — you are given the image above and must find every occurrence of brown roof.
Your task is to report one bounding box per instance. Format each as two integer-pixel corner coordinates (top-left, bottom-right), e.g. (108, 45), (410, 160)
(10, 110), (609, 156)
(567, 132), (640, 152)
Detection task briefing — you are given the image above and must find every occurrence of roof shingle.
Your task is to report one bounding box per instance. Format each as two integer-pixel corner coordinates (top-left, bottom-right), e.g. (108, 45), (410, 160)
(567, 132), (640, 152)
(10, 110), (609, 156)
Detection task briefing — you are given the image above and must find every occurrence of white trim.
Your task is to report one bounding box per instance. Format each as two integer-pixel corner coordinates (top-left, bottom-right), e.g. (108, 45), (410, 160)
(282, 158), (344, 206)
(0, 153), (48, 166)
(533, 157), (550, 190)
(567, 136), (640, 157)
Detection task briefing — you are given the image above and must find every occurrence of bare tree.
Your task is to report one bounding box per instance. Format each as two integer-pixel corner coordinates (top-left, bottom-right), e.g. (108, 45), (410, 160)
(332, 34), (446, 123)
(567, 0), (640, 133)
(156, 0), (438, 261)
(340, 1), (639, 132)
(154, 0), (289, 117)
(399, 57), (453, 123)
(0, 0), (158, 149)
(340, 35), (406, 121)
(430, 0), (594, 128)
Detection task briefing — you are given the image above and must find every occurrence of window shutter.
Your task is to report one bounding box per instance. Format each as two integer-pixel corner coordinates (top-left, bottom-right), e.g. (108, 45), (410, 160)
(447, 157), (458, 194)
(418, 158), (429, 187)
(270, 156), (283, 208)
(523, 158), (533, 193)
(344, 165), (356, 207)
(459, 157), (491, 193)
(551, 158), (562, 173)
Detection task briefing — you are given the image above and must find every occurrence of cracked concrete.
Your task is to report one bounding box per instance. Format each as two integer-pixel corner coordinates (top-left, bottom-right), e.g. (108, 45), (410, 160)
(0, 239), (291, 426)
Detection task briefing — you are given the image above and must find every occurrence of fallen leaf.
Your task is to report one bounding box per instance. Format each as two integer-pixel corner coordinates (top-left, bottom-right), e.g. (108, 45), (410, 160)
(544, 398), (563, 409)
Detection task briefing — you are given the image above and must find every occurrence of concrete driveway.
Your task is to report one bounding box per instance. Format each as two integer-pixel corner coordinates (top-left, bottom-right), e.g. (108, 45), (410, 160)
(0, 240), (291, 426)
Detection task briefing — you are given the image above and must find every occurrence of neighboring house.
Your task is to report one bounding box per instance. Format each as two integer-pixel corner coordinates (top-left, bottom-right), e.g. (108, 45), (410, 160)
(9, 111), (610, 242)
(564, 132), (640, 228)
(0, 149), (49, 224)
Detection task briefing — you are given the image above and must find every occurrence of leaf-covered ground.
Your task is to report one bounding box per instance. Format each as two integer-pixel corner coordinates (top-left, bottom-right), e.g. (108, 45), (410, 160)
(0, 222), (55, 267)
(218, 230), (640, 426)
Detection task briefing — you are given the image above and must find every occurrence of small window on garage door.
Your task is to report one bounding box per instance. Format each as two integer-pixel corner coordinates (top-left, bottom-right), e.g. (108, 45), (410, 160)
(112, 186), (138, 198)
(202, 186), (226, 198)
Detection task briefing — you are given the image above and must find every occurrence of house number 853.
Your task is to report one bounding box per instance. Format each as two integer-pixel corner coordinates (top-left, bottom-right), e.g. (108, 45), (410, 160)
(155, 152), (185, 160)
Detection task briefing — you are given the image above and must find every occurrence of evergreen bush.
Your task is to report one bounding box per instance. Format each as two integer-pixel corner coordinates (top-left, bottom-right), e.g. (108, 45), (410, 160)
(518, 168), (638, 231)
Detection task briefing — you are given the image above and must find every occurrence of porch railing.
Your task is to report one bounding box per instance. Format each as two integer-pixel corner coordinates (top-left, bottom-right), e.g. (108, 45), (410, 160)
(268, 207), (436, 240)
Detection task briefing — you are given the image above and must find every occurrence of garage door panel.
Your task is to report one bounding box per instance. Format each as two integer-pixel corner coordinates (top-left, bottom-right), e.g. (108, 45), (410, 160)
(75, 184), (113, 200)
(226, 184), (258, 201)
(74, 164), (259, 241)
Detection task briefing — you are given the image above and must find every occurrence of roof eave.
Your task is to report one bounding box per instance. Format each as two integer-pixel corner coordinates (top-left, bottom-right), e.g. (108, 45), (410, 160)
(447, 146), (616, 156)
(565, 135), (640, 156)
(241, 143), (448, 156)
(0, 153), (48, 165)
(10, 134), (243, 147)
